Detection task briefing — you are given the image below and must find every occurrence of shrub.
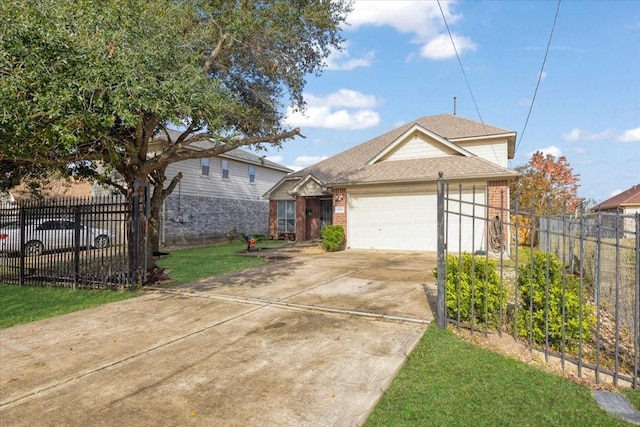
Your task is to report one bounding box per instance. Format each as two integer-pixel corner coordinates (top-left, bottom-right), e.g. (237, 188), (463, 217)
(321, 225), (344, 252)
(517, 250), (596, 350)
(435, 253), (505, 329)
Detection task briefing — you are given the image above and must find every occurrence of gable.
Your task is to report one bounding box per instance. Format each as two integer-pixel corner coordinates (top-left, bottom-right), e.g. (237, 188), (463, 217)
(380, 132), (462, 161)
(369, 124), (472, 164)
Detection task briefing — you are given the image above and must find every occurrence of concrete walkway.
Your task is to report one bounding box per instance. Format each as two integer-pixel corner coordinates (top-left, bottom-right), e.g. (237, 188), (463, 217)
(0, 247), (436, 426)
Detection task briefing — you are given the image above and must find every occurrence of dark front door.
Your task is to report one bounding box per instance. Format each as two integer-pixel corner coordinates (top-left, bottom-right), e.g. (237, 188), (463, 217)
(320, 199), (333, 229)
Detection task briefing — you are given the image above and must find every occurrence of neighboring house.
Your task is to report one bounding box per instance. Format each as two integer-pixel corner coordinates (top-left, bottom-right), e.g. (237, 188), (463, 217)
(591, 183), (640, 238)
(264, 114), (519, 252)
(157, 131), (293, 245)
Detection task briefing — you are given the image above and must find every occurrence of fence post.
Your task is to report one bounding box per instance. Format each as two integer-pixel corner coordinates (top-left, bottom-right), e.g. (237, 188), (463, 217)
(437, 171), (446, 329)
(634, 212), (640, 389)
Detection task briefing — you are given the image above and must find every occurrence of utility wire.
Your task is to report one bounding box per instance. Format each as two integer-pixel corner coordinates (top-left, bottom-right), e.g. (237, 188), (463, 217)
(436, 0), (487, 134)
(516, 0), (562, 154)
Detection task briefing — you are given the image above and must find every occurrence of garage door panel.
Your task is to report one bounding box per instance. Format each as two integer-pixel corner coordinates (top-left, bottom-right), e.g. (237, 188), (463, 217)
(348, 193), (436, 251)
(347, 188), (485, 252)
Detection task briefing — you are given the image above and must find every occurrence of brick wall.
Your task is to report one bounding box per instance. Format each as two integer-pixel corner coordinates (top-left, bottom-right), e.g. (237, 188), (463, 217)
(487, 180), (509, 252)
(162, 194), (268, 246)
(332, 188), (348, 245)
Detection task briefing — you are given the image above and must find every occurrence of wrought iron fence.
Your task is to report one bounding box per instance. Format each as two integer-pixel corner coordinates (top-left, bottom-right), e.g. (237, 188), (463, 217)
(436, 176), (639, 390)
(0, 196), (138, 290)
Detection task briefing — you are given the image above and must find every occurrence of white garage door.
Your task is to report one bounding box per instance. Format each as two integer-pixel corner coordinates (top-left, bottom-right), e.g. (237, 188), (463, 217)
(347, 187), (486, 252)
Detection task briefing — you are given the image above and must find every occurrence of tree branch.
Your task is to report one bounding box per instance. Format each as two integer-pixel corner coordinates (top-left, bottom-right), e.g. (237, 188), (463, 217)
(204, 33), (229, 73)
(162, 172), (183, 198)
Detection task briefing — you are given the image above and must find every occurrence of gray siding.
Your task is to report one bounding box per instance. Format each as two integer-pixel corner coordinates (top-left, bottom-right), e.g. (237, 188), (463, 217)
(165, 157), (287, 201)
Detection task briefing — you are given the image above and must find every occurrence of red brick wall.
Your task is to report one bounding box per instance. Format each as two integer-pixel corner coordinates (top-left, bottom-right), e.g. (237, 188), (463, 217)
(295, 196), (306, 240)
(268, 199), (278, 239)
(332, 188), (348, 245)
(306, 197), (320, 240)
(487, 180), (509, 252)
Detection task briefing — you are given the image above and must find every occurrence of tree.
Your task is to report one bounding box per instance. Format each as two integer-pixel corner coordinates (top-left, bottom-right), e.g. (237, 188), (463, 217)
(512, 151), (582, 216)
(0, 0), (350, 272)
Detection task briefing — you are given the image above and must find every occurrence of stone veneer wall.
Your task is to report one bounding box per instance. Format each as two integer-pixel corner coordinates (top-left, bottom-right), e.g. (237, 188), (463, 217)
(162, 194), (269, 246)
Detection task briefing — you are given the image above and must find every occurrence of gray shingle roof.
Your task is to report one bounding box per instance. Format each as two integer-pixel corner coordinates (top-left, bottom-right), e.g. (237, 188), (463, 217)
(292, 114), (517, 185)
(153, 129), (292, 173)
(592, 184), (640, 210)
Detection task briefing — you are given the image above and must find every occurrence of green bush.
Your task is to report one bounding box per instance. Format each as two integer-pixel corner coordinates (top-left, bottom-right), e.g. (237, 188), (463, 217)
(517, 250), (596, 350)
(436, 253), (505, 329)
(321, 225), (344, 252)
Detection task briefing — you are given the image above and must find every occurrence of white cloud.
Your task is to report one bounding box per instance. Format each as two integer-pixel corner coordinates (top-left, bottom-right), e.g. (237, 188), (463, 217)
(530, 146), (563, 158)
(288, 155), (329, 172)
(420, 33), (476, 60)
(326, 43), (375, 71)
(347, 0), (474, 61)
(539, 71), (547, 81)
(617, 126), (640, 142)
(561, 127), (615, 142)
(609, 189), (623, 197)
(264, 155), (283, 164)
(285, 89), (381, 130)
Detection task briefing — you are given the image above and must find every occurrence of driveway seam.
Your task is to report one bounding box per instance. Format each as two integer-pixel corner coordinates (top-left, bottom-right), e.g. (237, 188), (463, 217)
(145, 287), (431, 325)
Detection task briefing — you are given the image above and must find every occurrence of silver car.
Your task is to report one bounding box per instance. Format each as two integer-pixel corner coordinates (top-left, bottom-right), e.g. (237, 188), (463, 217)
(0, 218), (112, 256)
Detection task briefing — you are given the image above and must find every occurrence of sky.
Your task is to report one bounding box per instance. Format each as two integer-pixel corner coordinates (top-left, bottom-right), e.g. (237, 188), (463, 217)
(254, 0), (640, 204)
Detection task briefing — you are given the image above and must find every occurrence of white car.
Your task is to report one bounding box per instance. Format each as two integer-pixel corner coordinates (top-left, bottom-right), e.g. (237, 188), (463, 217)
(0, 218), (112, 256)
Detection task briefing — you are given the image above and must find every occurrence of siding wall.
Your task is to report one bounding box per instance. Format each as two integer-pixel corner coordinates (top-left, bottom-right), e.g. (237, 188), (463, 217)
(455, 138), (509, 167)
(165, 157), (288, 201)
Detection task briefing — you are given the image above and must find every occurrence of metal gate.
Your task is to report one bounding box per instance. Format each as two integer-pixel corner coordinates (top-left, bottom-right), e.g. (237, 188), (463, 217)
(436, 174), (639, 389)
(0, 191), (148, 290)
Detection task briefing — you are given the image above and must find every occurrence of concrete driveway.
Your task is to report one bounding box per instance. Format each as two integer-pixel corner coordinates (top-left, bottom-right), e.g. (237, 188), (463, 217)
(0, 246), (437, 426)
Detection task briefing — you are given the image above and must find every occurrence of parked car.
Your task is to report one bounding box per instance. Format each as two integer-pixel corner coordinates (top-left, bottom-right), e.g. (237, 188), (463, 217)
(0, 218), (112, 256)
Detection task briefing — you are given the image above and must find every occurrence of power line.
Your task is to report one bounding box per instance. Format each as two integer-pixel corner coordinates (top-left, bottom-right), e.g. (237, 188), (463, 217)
(436, 0), (487, 133)
(516, 0), (562, 155)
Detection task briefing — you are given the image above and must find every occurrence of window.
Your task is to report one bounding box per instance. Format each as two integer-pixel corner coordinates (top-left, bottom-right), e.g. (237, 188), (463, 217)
(201, 158), (210, 176)
(277, 200), (295, 233)
(221, 159), (229, 179)
(248, 165), (255, 183)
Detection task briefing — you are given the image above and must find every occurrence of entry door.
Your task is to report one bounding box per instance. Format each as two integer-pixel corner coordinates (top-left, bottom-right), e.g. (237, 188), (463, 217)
(320, 199), (333, 228)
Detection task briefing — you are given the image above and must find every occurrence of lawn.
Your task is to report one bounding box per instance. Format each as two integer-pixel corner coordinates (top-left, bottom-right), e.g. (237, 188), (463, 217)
(365, 323), (640, 427)
(0, 284), (137, 329)
(155, 240), (286, 286)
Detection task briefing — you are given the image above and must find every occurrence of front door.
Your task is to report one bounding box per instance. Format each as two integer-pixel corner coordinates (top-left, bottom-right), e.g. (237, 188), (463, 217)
(320, 199), (333, 229)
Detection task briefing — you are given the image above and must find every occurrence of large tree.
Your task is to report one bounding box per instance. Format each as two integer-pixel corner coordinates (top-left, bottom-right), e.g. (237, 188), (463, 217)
(0, 0), (350, 270)
(513, 151), (582, 216)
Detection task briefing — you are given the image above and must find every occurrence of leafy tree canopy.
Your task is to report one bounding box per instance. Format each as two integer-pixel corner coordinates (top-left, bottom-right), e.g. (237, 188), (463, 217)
(0, 0), (350, 188)
(513, 151), (582, 215)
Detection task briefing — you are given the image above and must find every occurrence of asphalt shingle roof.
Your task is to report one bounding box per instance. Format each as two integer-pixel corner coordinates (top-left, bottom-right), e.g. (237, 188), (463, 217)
(592, 184), (640, 210)
(292, 114), (517, 185)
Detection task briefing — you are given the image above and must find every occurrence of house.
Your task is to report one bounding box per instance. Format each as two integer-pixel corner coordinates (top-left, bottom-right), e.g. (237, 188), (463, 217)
(591, 183), (640, 238)
(158, 131), (293, 245)
(264, 114), (519, 252)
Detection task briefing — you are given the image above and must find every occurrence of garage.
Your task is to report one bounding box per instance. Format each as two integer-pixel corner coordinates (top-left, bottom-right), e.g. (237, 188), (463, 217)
(347, 185), (486, 252)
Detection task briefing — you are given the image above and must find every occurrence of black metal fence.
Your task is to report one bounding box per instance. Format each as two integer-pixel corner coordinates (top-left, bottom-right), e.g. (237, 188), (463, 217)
(436, 177), (639, 389)
(0, 196), (137, 290)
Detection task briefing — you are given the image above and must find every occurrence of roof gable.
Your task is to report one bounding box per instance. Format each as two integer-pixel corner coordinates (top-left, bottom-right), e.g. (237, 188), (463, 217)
(368, 124), (473, 164)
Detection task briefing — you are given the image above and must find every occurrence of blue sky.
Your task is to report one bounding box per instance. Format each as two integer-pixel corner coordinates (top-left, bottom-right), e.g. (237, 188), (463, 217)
(256, 0), (640, 203)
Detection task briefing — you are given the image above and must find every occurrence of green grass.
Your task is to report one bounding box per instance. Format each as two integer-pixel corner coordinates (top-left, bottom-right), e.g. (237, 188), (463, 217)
(0, 284), (137, 329)
(155, 240), (286, 286)
(366, 323), (640, 427)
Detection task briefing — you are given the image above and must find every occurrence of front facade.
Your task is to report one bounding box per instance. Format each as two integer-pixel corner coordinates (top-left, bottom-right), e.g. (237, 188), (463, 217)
(265, 114), (519, 252)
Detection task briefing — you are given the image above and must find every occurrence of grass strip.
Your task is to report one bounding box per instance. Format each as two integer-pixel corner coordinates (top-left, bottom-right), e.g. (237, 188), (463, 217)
(0, 284), (137, 329)
(366, 323), (639, 427)
(155, 240), (285, 286)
